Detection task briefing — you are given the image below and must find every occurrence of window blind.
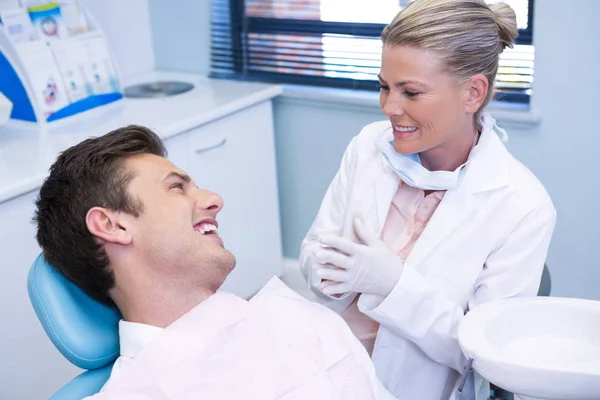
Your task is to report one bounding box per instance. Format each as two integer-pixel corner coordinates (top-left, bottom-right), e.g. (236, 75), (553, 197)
(211, 0), (535, 103)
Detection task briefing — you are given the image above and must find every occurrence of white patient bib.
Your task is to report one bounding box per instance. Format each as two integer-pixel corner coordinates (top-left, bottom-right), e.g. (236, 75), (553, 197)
(86, 278), (385, 400)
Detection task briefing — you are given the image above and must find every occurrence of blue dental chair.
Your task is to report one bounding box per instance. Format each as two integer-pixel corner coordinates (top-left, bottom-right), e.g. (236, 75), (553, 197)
(27, 253), (121, 400)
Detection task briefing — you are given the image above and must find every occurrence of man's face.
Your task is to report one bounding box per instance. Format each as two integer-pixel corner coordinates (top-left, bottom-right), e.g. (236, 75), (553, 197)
(120, 153), (235, 292)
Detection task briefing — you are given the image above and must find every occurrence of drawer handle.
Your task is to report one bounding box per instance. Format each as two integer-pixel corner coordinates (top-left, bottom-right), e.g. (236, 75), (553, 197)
(194, 138), (228, 155)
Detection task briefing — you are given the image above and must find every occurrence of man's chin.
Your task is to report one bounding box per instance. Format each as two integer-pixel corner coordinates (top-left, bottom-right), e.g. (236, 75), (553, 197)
(204, 252), (236, 292)
(215, 249), (236, 276)
(225, 253), (236, 273)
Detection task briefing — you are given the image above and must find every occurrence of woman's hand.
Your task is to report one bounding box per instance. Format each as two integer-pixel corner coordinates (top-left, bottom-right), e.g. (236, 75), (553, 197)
(313, 218), (404, 297)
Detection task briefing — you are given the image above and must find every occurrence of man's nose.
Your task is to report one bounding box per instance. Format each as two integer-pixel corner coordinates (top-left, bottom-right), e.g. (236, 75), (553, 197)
(195, 189), (223, 213)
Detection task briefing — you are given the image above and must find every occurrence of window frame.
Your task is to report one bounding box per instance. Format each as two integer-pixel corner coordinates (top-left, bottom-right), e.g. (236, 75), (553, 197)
(213, 0), (535, 103)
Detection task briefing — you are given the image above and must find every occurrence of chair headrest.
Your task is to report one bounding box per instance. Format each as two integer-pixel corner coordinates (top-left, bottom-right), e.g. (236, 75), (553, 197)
(27, 253), (121, 370)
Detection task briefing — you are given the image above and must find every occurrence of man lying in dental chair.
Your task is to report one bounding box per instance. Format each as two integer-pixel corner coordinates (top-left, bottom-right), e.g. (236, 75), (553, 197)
(34, 125), (394, 400)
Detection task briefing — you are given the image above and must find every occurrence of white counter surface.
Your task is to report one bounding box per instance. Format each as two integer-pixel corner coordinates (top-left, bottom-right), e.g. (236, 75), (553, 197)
(0, 71), (282, 204)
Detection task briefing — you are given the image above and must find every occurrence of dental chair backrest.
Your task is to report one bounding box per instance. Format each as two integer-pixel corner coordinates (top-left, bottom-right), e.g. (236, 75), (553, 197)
(27, 253), (121, 400)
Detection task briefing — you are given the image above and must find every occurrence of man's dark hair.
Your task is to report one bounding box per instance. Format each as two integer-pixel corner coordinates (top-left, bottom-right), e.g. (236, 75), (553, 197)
(34, 125), (166, 307)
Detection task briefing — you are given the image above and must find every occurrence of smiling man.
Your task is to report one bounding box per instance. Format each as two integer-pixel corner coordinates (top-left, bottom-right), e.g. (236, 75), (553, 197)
(34, 126), (394, 400)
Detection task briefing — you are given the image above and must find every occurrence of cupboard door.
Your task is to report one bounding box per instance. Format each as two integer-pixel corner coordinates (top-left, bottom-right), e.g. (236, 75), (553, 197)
(188, 101), (282, 298)
(0, 192), (80, 400)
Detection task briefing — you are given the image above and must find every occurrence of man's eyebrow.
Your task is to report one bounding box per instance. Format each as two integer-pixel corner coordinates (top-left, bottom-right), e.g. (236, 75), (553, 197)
(161, 171), (191, 183)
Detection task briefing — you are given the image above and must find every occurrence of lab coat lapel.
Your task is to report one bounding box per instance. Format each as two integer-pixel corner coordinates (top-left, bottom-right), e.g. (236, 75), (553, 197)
(406, 123), (510, 268)
(407, 182), (474, 268)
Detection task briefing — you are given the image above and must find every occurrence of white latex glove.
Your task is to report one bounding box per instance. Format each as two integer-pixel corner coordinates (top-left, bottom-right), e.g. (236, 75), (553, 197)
(301, 241), (340, 301)
(313, 218), (404, 297)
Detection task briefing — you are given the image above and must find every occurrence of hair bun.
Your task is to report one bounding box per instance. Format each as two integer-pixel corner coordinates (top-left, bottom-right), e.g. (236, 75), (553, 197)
(489, 2), (518, 49)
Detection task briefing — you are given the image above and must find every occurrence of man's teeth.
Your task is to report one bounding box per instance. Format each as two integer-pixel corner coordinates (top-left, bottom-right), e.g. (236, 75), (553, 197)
(394, 126), (418, 132)
(195, 224), (218, 235)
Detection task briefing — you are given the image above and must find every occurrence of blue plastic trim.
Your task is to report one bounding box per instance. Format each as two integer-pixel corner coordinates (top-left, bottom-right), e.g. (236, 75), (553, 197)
(49, 365), (113, 400)
(0, 50), (36, 122)
(46, 92), (123, 122)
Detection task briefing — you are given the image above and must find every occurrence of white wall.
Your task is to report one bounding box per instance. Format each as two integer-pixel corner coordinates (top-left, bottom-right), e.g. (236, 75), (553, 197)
(501, 0), (600, 300)
(148, 0), (211, 75)
(274, 98), (382, 257)
(82, 0), (155, 79)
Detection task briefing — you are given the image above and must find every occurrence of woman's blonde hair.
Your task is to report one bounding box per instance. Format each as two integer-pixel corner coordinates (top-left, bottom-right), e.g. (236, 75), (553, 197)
(381, 0), (518, 116)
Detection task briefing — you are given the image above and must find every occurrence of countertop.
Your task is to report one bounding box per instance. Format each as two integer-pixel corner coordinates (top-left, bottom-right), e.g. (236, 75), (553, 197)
(0, 70), (283, 204)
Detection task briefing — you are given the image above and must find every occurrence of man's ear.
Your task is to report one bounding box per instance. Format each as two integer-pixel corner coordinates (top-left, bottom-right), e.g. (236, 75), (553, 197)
(86, 207), (132, 245)
(463, 74), (489, 114)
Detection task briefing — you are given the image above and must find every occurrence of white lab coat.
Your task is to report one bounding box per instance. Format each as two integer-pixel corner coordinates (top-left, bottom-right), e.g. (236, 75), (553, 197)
(300, 113), (556, 400)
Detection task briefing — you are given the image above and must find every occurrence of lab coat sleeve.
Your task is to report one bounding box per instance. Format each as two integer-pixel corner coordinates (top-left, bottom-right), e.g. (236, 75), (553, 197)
(358, 205), (557, 373)
(298, 136), (358, 310)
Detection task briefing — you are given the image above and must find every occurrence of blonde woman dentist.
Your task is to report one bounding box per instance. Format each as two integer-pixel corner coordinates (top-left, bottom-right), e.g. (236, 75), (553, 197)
(299, 1), (556, 399)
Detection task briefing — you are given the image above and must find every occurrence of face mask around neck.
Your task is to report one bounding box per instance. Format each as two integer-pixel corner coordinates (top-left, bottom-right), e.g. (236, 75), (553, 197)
(378, 138), (469, 191)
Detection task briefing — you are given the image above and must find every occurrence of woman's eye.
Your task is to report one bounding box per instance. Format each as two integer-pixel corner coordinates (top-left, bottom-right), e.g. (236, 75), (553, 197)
(404, 90), (419, 98)
(377, 82), (390, 91)
(171, 183), (184, 190)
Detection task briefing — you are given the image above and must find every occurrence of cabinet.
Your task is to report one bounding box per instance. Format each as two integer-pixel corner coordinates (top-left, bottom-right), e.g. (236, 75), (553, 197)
(0, 191), (81, 399)
(0, 99), (282, 400)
